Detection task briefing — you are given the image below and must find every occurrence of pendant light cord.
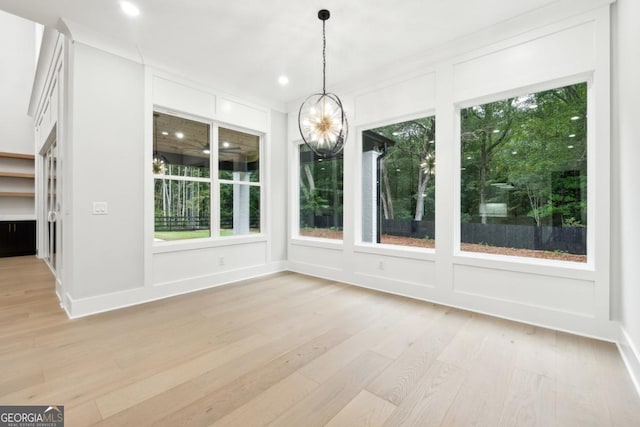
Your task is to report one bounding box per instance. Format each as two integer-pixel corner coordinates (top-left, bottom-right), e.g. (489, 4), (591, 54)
(322, 18), (326, 94)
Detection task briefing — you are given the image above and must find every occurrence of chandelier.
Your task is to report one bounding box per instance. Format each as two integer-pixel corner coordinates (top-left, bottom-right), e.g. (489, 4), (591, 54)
(298, 9), (348, 158)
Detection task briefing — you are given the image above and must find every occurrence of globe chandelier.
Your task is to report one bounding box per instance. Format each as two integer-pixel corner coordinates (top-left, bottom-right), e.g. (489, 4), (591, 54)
(298, 9), (348, 158)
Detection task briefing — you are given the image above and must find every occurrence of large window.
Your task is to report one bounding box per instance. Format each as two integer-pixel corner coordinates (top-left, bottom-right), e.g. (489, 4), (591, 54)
(153, 112), (261, 241)
(299, 144), (343, 240)
(460, 82), (587, 262)
(362, 116), (436, 248)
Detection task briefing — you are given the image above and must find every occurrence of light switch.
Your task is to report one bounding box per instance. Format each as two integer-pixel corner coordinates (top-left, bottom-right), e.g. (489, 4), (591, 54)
(92, 202), (108, 215)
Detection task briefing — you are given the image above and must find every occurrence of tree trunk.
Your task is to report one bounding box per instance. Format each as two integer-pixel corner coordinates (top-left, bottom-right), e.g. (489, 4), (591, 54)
(380, 161), (394, 219)
(414, 170), (431, 221)
(479, 164), (487, 224)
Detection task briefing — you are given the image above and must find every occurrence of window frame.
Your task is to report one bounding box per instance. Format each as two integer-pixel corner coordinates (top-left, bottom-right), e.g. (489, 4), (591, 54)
(354, 111), (437, 259)
(293, 140), (345, 244)
(152, 107), (265, 249)
(453, 75), (595, 269)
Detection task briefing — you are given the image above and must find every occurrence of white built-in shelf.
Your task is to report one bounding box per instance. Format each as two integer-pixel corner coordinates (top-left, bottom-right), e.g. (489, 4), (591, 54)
(0, 191), (35, 198)
(0, 152), (35, 160)
(0, 152), (36, 218)
(0, 171), (35, 179)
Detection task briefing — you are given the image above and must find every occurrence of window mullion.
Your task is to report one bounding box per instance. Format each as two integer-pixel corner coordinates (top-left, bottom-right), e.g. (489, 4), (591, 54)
(212, 123), (220, 238)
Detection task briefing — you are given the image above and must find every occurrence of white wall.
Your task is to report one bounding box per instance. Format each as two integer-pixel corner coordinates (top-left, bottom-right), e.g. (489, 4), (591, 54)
(612, 0), (640, 392)
(0, 10), (35, 155)
(288, 5), (614, 340)
(68, 42), (145, 300)
(269, 110), (288, 263)
(57, 46), (288, 317)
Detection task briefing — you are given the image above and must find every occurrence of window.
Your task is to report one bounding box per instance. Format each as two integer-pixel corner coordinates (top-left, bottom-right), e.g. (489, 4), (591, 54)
(218, 127), (261, 236)
(362, 116), (436, 248)
(153, 112), (262, 241)
(153, 113), (211, 241)
(298, 144), (343, 240)
(460, 82), (587, 262)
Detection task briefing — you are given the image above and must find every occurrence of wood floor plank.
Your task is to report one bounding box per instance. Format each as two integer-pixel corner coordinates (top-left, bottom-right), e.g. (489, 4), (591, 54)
(209, 373), (319, 427)
(440, 321), (521, 426)
(497, 368), (555, 427)
(1, 256), (639, 426)
(65, 399), (103, 426)
(366, 308), (470, 405)
(94, 333), (272, 418)
(160, 328), (351, 426)
(589, 339), (640, 426)
(97, 382), (205, 426)
(324, 390), (397, 427)
(382, 360), (466, 427)
(268, 350), (392, 427)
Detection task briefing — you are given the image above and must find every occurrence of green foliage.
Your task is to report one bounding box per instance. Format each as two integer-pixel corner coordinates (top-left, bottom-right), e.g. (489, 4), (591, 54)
(460, 82), (587, 228)
(299, 145), (344, 230)
(369, 116), (436, 222)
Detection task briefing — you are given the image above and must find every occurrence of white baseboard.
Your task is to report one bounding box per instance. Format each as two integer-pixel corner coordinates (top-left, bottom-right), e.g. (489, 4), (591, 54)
(66, 261), (287, 318)
(618, 325), (640, 398)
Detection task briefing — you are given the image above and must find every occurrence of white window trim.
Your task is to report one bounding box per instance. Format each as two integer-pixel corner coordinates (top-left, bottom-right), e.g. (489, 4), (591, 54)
(293, 140), (345, 244)
(354, 110), (437, 255)
(151, 108), (266, 248)
(452, 73), (595, 269)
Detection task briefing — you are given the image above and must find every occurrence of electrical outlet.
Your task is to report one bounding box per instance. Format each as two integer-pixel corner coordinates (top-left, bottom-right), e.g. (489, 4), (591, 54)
(378, 260), (385, 270)
(92, 202), (108, 215)
(219, 257), (225, 266)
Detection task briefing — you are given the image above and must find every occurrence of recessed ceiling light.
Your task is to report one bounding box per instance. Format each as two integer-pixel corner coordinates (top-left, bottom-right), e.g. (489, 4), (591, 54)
(568, 145), (574, 149)
(278, 75), (289, 86)
(203, 149), (211, 154)
(396, 169), (401, 172)
(493, 129), (500, 133)
(529, 104), (538, 109)
(120, 1), (140, 17)
(175, 132), (184, 139)
(571, 116), (580, 120)
(222, 141), (230, 148)
(512, 151), (518, 155)
(467, 156), (472, 160)
(569, 134), (576, 138)
(161, 131), (168, 136)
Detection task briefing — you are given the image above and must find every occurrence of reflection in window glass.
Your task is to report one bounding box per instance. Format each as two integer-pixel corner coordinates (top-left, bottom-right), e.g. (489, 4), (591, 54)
(362, 117), (436, 248)
(460, 82), (587, 262)
(153, 112), (211, 240)
(299, 144), (343, 240)
(218, 127), (261, 236)
(219, 127), (260, 182)
(220, 184), (260, 236)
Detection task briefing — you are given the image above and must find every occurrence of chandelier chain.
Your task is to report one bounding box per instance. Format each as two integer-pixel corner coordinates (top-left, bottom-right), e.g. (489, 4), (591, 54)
(322, 18), (326, 94)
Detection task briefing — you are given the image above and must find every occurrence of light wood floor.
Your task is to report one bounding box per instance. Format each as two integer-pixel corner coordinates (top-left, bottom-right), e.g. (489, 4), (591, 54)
(1, 256), (639, 426)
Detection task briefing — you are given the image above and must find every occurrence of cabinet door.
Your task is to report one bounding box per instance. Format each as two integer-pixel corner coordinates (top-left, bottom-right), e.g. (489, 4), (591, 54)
(0, 221), (36, 257)
(14, 221), (36, 255)
(0, 222), (13, 257)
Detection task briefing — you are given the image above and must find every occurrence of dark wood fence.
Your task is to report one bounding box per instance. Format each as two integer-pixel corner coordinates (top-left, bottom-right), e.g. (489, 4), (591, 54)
(155, 216), (209, 231)
(379, 219), (586, 255)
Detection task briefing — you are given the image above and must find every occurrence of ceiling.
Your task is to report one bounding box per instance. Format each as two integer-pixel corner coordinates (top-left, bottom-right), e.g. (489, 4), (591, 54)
(0, 0), (566, 108)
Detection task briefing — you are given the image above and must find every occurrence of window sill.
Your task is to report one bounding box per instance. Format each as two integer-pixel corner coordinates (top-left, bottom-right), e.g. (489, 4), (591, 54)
(354, 243), (436, 261)
(453, 250), (594, 280)
(153, 234), (267, 254)
(290, 236), (343, 250)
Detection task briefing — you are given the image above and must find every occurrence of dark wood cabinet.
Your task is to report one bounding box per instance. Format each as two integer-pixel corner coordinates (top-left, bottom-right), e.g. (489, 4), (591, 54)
(0, 220), (36, 257)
